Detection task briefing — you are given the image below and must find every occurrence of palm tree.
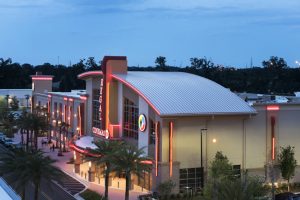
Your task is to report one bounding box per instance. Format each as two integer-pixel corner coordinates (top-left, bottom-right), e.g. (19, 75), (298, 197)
(0, 149), (28, 200)
(113, 144), (152, 200)
(30, 113), (47, 149)
(86, 140), (122, 199)
(61, 122), (69, 152)
(18, 111), (30, 147)
(0, 149), (62, 200)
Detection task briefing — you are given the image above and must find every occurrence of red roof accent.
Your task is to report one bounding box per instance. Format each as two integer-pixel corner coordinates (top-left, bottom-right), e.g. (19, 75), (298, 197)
(77, 71), (103, 79)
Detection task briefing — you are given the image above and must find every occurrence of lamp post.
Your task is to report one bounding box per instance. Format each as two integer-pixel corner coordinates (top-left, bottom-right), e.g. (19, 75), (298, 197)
(200, 128), (207, 188)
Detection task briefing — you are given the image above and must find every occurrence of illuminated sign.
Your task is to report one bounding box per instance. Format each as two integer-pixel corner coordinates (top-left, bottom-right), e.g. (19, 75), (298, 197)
(138, 114), (147, 132)
(267, 105), (280, 111)
(99, 78), (104, 121)
(92, 127), (109, 139)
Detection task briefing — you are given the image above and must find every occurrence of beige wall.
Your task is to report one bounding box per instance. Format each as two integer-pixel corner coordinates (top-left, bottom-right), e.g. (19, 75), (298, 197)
(245, 108), (267, 169)
(159, 116), (249, 170)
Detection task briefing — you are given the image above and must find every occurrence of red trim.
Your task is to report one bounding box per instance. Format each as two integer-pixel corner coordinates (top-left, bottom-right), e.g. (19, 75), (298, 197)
(80, 96), (87, 101)
(267, 105), (280, 111)
(141, 160), (153, 165)
(78, 105), (82, 136)
(32, 77), (53, 81)
(272, 137), (275, 160)
(271, 117), (276, 160)
(111, 75), (160, 115)
(155, 122), (158, 176)
(169, 121), (173, 177)
(77, 71), (103, 79)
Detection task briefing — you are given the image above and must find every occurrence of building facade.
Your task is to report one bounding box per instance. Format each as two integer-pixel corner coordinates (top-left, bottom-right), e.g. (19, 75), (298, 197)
(32, 56), (300, 193)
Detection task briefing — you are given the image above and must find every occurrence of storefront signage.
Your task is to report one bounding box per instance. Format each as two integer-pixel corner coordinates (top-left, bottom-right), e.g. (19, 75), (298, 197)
(99, 78), (104, 121)
(92, 127), (109, 139)
(138, 114), (147, 132)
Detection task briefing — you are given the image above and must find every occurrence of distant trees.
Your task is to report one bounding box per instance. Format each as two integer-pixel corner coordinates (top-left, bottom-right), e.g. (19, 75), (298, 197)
(278, 146), (297, 191)
(262, 56), (288, 70)
(155, 56), (168, 71)
(1, 55), (300, 94)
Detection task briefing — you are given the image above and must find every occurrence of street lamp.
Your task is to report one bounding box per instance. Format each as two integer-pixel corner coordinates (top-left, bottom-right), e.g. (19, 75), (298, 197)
(200, 128), (207, 188)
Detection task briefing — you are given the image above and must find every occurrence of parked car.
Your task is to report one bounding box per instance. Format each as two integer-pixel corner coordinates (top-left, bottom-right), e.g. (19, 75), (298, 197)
(275, 192), (295, 200)
(0, 133), (5, 142)
(293, 193), (300, 200)
(4, 138), (14, 146)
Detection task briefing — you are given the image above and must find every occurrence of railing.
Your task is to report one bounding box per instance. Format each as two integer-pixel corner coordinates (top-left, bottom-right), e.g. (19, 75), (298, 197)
(0, 177), (21, 200)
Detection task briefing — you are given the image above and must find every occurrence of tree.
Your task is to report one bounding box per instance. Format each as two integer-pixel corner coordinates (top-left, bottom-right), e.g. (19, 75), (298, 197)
(1, 112), (17, 138)
(155, 56), (167, 71)
(204, 151), (234, 200)
(210, 151), (233, 179)
(204, 152), (268, 200)
(278, 146), (297, 191)
(262, 56), (288, 70)
(156, 180), (176, 196)
(190, 57), (214, 70)
(30, 113), (47, 150)
(113, 144), (152, 200)
(86, 140), (122, 199)
(85, 57), (99, 70)
(9, 96), (19, 111)
(0, 149), (62, 200)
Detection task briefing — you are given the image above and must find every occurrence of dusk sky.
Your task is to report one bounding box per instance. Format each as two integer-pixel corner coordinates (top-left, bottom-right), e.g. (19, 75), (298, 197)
(0, 0), (300, 67)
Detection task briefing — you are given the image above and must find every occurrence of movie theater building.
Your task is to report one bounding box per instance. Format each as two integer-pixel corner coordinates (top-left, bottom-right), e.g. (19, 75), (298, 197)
(31, 56), (300, 193)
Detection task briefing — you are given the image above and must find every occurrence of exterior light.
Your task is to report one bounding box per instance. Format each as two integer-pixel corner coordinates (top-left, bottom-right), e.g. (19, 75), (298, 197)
(88, 161), (92, 168)
(212, 138), (217, 143)
(76, 127), (80, 131)
(74, 114), (77, 117)
(73, 151), (76, 160)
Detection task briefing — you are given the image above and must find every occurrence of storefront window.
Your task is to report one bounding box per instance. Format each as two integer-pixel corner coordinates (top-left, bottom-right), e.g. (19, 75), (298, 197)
(123, 98), (139, 140)
(93, 89), (102, 129)
(179, 168), (202, 192)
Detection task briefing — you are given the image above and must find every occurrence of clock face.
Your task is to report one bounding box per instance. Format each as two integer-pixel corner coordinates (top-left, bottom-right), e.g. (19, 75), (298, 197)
(138, 114), (147, 132)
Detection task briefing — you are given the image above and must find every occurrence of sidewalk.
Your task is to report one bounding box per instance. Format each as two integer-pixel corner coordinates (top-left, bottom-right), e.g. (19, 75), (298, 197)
(38, 137), (145, 200)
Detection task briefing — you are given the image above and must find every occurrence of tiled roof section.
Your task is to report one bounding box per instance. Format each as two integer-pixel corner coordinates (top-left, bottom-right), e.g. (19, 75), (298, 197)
(113, 72), (256, 116)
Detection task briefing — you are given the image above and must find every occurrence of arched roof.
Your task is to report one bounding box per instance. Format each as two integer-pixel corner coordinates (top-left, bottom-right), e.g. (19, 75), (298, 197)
(112, 72), (256, 116)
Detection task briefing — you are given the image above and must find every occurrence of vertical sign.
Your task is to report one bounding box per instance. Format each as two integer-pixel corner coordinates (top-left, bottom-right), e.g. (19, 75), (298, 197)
(93, 77), (108, 138)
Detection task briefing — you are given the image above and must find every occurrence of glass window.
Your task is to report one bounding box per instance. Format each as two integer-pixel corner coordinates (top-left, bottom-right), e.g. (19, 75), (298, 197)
(123, 98), (139, 140)
(179, 167), (203, 192)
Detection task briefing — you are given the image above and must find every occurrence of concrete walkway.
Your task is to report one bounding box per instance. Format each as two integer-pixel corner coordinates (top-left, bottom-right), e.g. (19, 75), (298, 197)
(37, 138), (146, 200)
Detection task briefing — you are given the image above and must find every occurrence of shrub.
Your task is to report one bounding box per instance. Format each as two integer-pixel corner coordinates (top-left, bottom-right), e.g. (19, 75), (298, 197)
(80, 189), (107, 200)
(157, 180), (176, 196)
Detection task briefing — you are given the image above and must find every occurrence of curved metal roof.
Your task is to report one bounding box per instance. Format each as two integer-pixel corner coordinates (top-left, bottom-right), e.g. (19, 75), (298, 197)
(112, 72), (256, 116)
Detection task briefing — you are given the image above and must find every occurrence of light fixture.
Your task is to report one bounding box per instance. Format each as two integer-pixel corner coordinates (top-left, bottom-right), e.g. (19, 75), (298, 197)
(212, 138), (217, 143)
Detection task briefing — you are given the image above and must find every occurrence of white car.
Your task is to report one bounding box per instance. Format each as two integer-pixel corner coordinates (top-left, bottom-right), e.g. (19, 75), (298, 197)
(4, 138), (19, 147)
